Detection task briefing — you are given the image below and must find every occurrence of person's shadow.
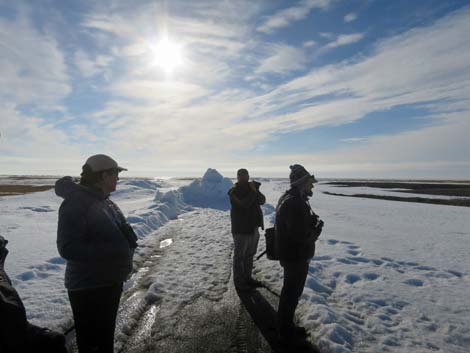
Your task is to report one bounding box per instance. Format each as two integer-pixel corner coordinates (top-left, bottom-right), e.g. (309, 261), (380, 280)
(236, 288), (321, 353)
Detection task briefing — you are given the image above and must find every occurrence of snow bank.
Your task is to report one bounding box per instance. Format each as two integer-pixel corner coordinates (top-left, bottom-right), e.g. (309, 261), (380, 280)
(121, 168), (232, 237)
(126, 189), (192, 238)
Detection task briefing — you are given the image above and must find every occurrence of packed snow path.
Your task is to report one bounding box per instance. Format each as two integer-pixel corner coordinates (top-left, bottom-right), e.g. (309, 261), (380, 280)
(110, 209), (274, 353)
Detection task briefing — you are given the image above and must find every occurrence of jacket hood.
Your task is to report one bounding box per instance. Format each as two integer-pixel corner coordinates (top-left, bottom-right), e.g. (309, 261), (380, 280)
(55, 176), (105, 200)
(55, 176), (80, 198)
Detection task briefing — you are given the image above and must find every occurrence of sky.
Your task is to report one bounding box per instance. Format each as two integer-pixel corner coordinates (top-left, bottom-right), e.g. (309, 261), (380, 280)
(1, 0), (470, 178)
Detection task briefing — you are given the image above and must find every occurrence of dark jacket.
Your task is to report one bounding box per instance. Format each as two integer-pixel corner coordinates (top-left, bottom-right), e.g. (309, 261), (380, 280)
(275, 187), (319, 262)
(55, 177), (137, 290)
(228, 182), (266, 234)
(1, 261), (66, 353)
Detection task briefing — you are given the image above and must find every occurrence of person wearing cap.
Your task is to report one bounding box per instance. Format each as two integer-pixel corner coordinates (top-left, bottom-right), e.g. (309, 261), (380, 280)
(55, 154), (137, 353)
(275, 164), (324, 345)
(228, 168), (266, 292)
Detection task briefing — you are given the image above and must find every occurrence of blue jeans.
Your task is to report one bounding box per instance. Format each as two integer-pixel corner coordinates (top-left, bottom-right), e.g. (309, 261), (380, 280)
(232, 229), (260, 288)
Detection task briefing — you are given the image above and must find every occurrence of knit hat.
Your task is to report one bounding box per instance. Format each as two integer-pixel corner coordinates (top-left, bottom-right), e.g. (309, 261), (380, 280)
(289, 164), (317, 187)
(237, 168), (249, 176)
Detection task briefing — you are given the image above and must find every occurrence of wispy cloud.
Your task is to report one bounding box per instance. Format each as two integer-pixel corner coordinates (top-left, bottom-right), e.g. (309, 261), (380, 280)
(2, 1), (470, 177)
(92, 6), (470, 174)
(303, 40), (317, 48)
(255, 43), (308, 74)
(324, 32), (364, 49)
(0, 11), (70, 108)
(341, 137), (367, 143)
(344, 12), (358, 22)
(74, 49), (113, 78)
(0, 7), (84, 173)
(257, 0), (334, 34)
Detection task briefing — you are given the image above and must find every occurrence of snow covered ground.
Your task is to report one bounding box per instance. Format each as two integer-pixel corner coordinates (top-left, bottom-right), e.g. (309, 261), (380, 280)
(257, 179), (470, 353)
(0, 171), (469, 352)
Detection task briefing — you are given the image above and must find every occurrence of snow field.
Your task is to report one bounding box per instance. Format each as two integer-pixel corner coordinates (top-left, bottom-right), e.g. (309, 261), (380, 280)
(1, 172), (469, 353)
(254, 180), (470, 353)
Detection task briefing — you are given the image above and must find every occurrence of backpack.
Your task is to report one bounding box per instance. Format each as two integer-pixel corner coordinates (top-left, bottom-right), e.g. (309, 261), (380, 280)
(264, 227), (279, 260)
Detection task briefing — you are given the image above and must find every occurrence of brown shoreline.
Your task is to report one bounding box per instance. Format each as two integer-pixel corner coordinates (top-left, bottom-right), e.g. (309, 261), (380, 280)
(0, 185), (54, 196)
(323, 191), (470, 207)
(324, 181), (470, 197)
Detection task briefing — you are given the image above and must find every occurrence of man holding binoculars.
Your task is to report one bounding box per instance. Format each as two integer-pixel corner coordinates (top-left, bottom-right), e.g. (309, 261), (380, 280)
(228, 168), (266, 292)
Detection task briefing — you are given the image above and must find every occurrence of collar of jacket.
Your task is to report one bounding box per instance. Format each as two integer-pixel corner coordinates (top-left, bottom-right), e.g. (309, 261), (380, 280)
(79, 183), (108, 201)
(288, 186), (309, 201)
(234, 182), (251, 191)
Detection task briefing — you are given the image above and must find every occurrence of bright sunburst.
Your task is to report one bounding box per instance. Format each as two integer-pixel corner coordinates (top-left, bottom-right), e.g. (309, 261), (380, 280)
(151, 36), (183, 74)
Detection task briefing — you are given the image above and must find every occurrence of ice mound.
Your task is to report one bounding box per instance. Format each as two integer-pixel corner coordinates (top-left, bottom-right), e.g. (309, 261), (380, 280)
(181, 168), (233, 210)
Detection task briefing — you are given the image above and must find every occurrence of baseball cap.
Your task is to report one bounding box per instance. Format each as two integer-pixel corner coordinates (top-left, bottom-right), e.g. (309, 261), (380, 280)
(84, 154), (128, 173)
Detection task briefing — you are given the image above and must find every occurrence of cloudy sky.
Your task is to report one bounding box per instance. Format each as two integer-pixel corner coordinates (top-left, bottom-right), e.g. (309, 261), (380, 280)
(1, 0), (469, 178)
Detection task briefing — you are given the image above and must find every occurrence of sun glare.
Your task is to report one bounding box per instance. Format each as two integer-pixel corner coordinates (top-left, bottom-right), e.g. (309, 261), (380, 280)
(152, 37), (183, 74)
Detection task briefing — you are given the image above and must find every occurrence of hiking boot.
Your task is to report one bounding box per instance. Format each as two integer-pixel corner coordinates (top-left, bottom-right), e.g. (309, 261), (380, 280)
(235, 283), (255, 293)
(278, 331), (310, 350)
(247, 278), (263, 288)
(293, 325), (308, 338)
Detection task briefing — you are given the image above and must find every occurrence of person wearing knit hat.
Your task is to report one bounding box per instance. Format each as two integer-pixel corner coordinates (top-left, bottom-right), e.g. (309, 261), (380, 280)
(274, 164), (324, 346)
(289, 164), (318, 188)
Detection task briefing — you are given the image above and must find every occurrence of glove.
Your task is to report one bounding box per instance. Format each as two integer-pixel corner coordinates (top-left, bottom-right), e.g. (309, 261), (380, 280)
(312, 220), (324, 240)
(0, 235), (9, 267)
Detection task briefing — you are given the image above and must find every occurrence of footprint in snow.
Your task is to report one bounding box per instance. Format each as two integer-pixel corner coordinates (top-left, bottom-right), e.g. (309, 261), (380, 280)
(17, 271), (36, 281)
(337, 258), (357, 265)
(363, 272), (380, 280)
(345, 274), (361, 284)
(47, 257), (65, 265)
(314, 255), (333, 261)
(348, 256), (370, 263)
(18, 206), (54, 212)
(403, 278), (424, 287)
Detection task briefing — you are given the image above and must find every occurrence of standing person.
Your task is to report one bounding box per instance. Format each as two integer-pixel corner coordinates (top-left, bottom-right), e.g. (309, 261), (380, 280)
(56, 154), (138, 353)
(0, 236), (67, 353)
(275, 164), (324, 344)
(228, 168), (266, 292)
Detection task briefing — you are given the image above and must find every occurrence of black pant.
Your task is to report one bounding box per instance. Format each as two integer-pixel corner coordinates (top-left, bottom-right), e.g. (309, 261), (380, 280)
(278, 261), (309, 334)
(68, 283), (123, 353)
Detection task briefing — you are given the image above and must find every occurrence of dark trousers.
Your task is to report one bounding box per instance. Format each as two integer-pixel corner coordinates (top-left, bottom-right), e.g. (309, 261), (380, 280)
(68, 283), (123, 353)
(278, 261), (309, 334)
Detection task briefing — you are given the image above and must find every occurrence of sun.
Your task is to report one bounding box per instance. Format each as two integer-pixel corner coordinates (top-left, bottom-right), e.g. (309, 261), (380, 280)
(151, 36), (183, 74)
